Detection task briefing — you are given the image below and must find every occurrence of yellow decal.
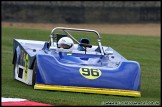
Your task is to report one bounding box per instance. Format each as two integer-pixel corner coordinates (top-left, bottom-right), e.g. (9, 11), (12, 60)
(79, 66), (101, 79)
(24, 54), (29, 80)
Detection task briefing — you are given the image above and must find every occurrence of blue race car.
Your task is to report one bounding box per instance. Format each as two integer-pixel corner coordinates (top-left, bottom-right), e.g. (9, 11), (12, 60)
(12, 27), (141, 97)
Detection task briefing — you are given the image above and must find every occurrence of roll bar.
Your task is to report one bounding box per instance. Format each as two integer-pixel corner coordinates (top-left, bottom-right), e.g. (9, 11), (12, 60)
(50, 27), (104, 55)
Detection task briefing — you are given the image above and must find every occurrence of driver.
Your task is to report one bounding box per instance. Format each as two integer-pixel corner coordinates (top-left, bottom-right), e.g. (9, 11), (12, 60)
(57, 37), (74, 53)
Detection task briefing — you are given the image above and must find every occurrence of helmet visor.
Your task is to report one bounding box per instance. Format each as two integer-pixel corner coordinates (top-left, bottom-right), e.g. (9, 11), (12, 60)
(58, 43), (73, 49)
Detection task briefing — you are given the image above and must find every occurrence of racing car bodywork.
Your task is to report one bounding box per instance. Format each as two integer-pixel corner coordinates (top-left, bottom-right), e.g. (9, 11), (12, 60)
(13, 27), (141, 97)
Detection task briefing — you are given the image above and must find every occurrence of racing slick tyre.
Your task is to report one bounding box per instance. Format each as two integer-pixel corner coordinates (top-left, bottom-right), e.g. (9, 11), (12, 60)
(32, 60), (37, 86)
(13, 53), (18, 80)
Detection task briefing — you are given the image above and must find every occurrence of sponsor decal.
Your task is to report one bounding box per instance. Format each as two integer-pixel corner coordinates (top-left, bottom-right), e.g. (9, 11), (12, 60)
(24, 54), (29, 80)
(19, 49), (29, 80)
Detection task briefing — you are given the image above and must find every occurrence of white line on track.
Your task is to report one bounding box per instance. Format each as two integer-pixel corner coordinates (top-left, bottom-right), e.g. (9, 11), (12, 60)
(1, 97), (27, 102)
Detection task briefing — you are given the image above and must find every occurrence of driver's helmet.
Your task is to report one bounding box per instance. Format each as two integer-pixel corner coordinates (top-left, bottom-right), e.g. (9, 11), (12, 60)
(57, 37), (74, 53)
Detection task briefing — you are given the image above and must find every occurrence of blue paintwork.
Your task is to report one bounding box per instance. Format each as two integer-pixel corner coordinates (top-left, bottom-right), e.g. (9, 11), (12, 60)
(35, 49), (140, 91)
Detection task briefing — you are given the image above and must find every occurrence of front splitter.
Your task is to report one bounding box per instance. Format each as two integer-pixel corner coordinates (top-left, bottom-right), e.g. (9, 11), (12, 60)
(34, 84), (141, 97)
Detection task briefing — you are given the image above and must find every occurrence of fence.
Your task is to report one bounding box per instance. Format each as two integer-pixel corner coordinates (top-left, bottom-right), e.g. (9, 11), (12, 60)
(2, 1), (161, 23)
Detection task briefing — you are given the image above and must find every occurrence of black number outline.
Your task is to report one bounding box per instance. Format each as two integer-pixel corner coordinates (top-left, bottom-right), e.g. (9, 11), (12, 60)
(81, 68), (100, 77)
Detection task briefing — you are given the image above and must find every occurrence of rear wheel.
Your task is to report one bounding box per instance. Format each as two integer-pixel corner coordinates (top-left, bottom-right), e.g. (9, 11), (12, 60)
(13, 54), (18, 79)
(32, 60), (37, 86)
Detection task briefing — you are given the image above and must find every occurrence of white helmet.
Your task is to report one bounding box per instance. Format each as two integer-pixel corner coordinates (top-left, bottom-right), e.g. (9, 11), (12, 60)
(57, 37), (74, 53)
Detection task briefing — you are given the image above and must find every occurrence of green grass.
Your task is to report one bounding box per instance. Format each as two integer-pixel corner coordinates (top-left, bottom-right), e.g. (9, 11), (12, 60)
(2, 27), (161, 106)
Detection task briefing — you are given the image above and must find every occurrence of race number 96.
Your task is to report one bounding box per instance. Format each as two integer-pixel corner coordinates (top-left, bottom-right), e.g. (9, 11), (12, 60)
(79, 67), (101, 79)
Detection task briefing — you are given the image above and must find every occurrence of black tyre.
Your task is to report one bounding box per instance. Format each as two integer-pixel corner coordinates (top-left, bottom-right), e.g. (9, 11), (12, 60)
(13, 53), (18, 79)
(32, 60), (37, 86)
